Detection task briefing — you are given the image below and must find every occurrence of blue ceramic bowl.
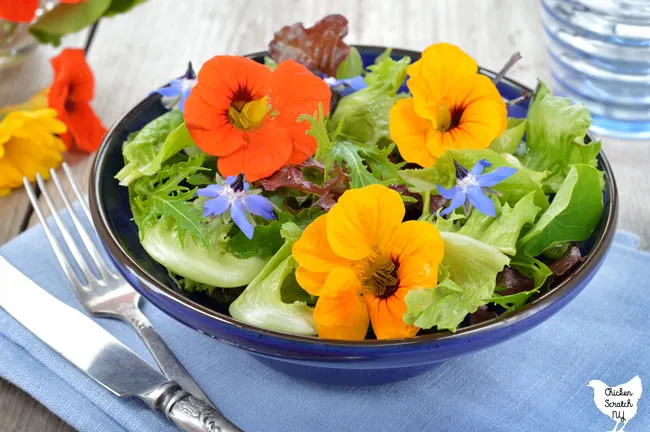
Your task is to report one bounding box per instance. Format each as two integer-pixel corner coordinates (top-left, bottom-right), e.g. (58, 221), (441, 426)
(89, 46), (618, 385)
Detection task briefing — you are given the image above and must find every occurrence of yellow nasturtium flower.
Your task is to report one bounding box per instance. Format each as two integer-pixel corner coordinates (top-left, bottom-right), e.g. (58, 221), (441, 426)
(0, 108), (67, 196)
(292, 185), (445, 340)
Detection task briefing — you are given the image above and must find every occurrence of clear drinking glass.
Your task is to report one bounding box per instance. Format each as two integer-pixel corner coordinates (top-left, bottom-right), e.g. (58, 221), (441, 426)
(0, 20), (38, 70)
(541, 0), (650, 139)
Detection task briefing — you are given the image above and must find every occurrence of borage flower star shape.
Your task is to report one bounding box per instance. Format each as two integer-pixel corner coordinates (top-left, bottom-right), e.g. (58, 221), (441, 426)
(390, 43), (507, 167)
(292, 185), (444, 340)
(438, 159), (516, 217)
(184, 56), (331, 182)
(197, 174), (275, 239)
(154, 62), (196, 112)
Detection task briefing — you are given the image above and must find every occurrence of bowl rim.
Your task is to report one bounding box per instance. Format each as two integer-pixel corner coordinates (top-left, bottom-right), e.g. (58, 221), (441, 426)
(90, 44), (619, 349)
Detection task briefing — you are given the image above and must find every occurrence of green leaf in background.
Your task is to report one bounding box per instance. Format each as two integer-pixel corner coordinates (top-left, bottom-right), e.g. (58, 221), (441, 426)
(280, 270), (316, 305)
(329, 55), (410, 146)
(335, 46), (363, 79)
(398, 167), (439, 193)
(490, 117), (527, 154)
(30, 0), (111, 46)
(229, 223), (317, 336)
(374, 48), (393, 65)
(521, 81), (601, 192)
(403, 231), (510, 332)
(519, 164), (604, 257)
(116, 110), (185, 185)
(104, 0), (148, 17)
(324, 139), (387, 188)
(458, 191), (541, 256)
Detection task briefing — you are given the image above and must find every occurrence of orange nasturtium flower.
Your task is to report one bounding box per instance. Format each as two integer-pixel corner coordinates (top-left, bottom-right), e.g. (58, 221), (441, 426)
(48, 48), (107, 153)
(184, 56), (331, 182)
(292, 185), (444, 340)
(390, 43), (507, 168)
(0, 0), (86, 23)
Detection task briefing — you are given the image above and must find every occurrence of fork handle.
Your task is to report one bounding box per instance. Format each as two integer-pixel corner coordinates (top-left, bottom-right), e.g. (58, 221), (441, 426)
(122, 306), (216, 409)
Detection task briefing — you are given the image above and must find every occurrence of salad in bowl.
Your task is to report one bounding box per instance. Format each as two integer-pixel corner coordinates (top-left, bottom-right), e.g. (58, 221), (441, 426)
(111, 14), (607, 343)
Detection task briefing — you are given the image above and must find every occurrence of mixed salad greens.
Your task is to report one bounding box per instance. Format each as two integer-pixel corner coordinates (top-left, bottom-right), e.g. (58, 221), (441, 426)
(115, 15), (605, 340)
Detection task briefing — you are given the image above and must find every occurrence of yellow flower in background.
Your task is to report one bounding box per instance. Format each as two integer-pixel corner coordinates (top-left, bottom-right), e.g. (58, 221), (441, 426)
(292, 185), (444, 340)
(390, 43), (507, 167)
(0, 109), (67, 196)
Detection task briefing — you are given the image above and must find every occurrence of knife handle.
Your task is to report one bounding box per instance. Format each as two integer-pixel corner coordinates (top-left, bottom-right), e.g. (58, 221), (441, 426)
(148, 383), (243, 432)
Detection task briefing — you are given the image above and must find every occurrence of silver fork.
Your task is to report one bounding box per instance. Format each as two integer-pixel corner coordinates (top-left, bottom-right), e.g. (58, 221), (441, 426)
(23, 163), (216, 409)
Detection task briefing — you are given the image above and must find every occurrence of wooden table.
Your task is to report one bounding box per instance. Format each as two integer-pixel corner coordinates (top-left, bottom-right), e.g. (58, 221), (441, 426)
(0, 1), (647, 430)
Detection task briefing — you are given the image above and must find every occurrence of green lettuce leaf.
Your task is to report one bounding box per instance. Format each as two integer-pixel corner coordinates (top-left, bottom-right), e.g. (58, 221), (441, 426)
(403, 232), (509, 332)
(301, 106), (402, 187)
(458, 192), (540, 255)
(336, 46), (363, 79)
(510, 253), (553, 290)
(520, 164), (604, 257)
(229, 223), (317, 335)
(228, 221), (284, 259)
(30, 0), (111, 46)
(329, 55), (410, 145)
(399, 148), (549, 210)
(490, 118), (527, 154)
(140, 222), (266, 288)
(521, 81), (601, 191)
(129, 155), (267, 287)
(116, 111), (188, 185)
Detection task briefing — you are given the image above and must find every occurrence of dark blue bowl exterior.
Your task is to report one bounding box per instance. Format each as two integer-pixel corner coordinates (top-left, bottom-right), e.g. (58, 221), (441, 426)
(91, 46), (617, 385)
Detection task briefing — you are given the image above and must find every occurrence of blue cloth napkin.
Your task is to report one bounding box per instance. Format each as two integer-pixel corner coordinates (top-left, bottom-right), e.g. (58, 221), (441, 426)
(1, 205), (649, 432)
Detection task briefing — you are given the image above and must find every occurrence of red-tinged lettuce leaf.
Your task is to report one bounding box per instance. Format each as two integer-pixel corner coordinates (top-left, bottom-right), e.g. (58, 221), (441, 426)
(549, 245), (583, 276)
(260, 164), (349, 211)
(495, 267), (535, 296)
(268, 14), (350, 76)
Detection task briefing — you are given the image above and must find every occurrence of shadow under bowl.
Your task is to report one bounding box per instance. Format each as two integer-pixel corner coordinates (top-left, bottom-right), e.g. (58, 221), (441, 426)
(89, 46), (618, 386)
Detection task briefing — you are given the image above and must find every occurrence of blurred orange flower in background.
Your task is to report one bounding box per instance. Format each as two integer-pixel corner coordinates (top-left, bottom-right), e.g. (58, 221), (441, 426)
(184, 56), (331, 182)
(390, 43), (507, 168)
(0, 0), (86, 23)
(48, 48), (106, 152)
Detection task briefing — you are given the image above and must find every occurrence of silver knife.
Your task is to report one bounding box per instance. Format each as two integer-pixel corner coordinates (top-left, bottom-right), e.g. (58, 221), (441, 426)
(0, 256), (242, 432)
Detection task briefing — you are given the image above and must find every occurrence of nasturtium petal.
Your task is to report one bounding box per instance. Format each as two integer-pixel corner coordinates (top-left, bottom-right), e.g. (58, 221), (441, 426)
(327, 185), (405, 260)
(366, 288), (419, 339)
(390, 220), (444, 267)
(292, 214), (348, 272)
(314, 267), (368, 340)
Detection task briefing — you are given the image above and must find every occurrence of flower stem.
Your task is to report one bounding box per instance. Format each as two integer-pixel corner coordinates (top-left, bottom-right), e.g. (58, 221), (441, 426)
(493, 52), (522, 85)
(421, 191), (431, 219)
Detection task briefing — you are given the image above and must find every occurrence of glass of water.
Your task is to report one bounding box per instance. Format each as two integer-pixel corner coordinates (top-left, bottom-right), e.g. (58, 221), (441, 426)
(540, 0), (650, 139)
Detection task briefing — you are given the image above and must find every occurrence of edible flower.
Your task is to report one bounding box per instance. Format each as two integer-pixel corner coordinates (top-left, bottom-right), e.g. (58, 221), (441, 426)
(197, 174), (276, 240)
(154, 62), (196, 112)
(0, 109), (66, 196)
(389, 43), (507, 167)
(0, 0), (85, 23)
(324, 75), (367, 97)
(292, 185), (444, 340)
(184, 56), (331, 182)
(438, 159), (516, 217)
(48, 48), (106, 153)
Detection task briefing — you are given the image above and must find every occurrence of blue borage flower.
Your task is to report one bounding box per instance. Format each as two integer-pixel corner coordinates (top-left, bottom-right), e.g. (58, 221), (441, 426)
(197, 174), (276, 239)
(154, 61), (197, 112)
(438, 159), (517, 217)
(324, 75), (367, 96)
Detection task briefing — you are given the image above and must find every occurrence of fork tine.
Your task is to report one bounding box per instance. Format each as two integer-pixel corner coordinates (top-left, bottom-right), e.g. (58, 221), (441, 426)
(50, 167), (117, 281)
(23, 177), (88, 295)
(63, 162), (92, 224)
(35, 173), (98, 285)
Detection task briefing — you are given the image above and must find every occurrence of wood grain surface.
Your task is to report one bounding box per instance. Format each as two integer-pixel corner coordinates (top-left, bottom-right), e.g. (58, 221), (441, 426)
(0, 1), (647, 431)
